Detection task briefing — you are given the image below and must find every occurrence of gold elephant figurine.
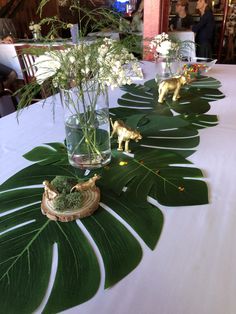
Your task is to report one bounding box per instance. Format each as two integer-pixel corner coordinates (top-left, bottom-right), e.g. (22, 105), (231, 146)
(158, 75), (187, 103)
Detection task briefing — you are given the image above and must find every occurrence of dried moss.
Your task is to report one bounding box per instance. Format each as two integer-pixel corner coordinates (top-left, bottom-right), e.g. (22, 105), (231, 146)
(54, 192), (83, 212)
(51, 176), (77, 194)
(51, 176), (83, 212)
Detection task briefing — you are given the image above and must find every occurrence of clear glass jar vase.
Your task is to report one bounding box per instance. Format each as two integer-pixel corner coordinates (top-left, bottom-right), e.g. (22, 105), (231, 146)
(60, 83), (111, 169)
(32, 31), (41, 41)
(155, 54), (182, 82)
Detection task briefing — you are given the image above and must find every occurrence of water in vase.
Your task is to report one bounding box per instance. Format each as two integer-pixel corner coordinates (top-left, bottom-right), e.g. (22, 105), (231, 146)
(65, 109), (111, 169)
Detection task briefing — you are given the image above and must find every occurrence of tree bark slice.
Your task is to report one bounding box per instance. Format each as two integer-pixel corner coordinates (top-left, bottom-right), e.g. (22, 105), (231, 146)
(41, 187), (100, 222)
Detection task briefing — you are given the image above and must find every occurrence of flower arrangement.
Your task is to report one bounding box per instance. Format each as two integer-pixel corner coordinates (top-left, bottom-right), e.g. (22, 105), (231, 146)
(18, 1), (143, 169)
(149, 32), (194, 61)
(29, 22), (41, 33)
(149, 32), (179, 58)
(29, 37), (143, 168)
(34, 37), (142, 90)
(29, 21), (42, 40)
(149, 32), (195, 79)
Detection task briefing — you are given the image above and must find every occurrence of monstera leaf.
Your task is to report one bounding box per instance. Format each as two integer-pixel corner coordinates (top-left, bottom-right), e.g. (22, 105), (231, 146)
(0, 140), (206, 313)
(119, 77), (224, 117)
(0, 76), (224, 313)
(0, 143), (164, 314)
(101, 148), (207, 206)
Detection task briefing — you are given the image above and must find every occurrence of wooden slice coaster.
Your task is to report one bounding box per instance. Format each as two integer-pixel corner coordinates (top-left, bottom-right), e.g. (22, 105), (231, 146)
(41, 187), (100, 222)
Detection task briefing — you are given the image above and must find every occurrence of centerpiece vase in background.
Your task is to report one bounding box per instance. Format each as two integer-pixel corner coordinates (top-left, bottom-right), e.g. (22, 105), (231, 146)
(32, 31), (41, 41)
(60, 82), (111, 169)
(155, 54), (181, 81)
(159, 55), (174, 77)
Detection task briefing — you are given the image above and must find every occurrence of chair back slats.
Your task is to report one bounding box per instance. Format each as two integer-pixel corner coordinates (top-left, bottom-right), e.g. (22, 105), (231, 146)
(15, 45), (34, 84)
(22, 53), (36, 80)
(15, 44), (67, 99)
(15, 44), (68, 84)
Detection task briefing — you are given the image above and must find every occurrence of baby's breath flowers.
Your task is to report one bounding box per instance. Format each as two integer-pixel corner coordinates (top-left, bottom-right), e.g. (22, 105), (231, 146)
(149, 32), (194, 78)
(149, 32), (190, 60)
(34, 38), (142, 90)
(29, 21), (41, 33)
(31, 37), (143, 168)
(150, 33), (173, 56)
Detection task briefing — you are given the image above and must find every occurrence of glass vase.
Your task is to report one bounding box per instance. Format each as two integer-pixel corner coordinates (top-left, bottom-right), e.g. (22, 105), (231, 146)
(155, 54), (181, 82)
(60, 83), (111, 170)
(32, 31), (41, 41)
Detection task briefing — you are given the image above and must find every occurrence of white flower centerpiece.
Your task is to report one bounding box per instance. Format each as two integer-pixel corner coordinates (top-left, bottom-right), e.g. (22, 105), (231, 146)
(29, 22), (42, 41)
(33, 38), (143, 169)
(150, 32), (186, 78)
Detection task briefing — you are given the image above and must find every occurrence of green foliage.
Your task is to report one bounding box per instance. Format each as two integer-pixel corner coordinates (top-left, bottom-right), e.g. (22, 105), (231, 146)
(54, 191), (83, 211)
(16, 0), (143, 113)
(37, 2), (123, 36)
(0, 70), (225, 312)
(50, 175), (83, 211)
(23, 142), (69, 165)
(118, 77), (224, 117)
(51, 175), (77, 193)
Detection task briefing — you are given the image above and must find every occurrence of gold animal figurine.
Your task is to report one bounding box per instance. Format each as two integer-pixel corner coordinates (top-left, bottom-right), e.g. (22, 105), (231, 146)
(158, 75), (187, 103)
(43, 180), (59, 200)
(70, 174), (101, 193)
(110, 119), (142, 153)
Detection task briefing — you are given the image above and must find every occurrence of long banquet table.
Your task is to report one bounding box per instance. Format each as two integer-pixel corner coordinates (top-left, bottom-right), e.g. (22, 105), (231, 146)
(1, 62), (236, 314)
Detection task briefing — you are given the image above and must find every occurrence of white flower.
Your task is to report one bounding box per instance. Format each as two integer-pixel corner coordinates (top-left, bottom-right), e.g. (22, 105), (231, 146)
(32, 38), (143, 89)
(34, 53), (61, 84)
(69, 56), (75, 63)
(29, 22), (41, 32)
(149, 32), (187, 59)
(156, 40), (172, 55)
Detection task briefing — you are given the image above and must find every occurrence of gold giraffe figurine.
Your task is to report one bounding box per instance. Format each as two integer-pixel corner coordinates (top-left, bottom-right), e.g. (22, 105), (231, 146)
(70, 174), (101, 193)
(110, 119), (142, 153)
(43, 180), (59, 200)
(158, 75), (187, 103)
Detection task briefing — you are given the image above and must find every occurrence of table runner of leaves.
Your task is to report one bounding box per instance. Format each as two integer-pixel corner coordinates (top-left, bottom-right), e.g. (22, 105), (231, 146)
(0, 76), (224, 313)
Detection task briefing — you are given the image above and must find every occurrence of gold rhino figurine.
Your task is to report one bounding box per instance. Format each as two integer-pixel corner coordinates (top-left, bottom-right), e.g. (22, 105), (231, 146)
(110, 119), (142, 153)
(158, 75), (187, 103)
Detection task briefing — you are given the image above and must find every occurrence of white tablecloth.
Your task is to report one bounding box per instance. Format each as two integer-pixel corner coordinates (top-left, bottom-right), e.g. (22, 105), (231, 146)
(1, 62), (236, 314)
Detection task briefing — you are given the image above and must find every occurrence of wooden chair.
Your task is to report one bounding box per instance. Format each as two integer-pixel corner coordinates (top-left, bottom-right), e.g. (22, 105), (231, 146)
(15, 45), (45, 84)
(15, 45), (49, 100)
(0, 69), (18, 117)
(15, 44), (66, 100)
(0, 88), (18, 117)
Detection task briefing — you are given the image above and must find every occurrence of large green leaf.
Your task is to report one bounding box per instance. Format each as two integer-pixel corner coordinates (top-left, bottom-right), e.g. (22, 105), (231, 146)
(110, 111), (199, 158)
(118, 77), (224, 117)
(0, 185), (146, 313)
(101, 192), (163, 250)
(0, 146), (163, 313)
(23, 142), (69, 166)
(100, 148), (207, 205)
(180, 113), (218, 129)
(0, 140), (205, 313)
(0, 201), (101, 314)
